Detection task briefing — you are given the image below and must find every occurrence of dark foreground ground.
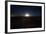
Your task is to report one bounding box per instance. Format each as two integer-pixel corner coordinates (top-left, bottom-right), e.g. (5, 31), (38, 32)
(10, 16), (42, 29)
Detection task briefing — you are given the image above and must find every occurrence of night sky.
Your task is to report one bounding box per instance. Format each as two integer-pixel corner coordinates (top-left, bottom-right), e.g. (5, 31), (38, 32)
(10, 5), (42, 16)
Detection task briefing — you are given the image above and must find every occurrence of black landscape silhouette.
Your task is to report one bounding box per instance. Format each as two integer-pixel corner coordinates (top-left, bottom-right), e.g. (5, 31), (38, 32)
(11, 16), (42, 29)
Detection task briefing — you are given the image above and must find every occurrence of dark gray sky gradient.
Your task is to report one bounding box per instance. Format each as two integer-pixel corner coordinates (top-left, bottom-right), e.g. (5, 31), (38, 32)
(10, 5), (41, 16)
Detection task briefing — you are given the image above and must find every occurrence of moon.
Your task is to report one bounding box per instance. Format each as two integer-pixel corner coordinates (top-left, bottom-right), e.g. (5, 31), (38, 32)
(25, 13), (30, 17)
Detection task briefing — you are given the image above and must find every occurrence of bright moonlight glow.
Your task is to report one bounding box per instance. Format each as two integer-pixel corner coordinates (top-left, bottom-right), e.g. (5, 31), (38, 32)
(25, 13), (30, 17)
